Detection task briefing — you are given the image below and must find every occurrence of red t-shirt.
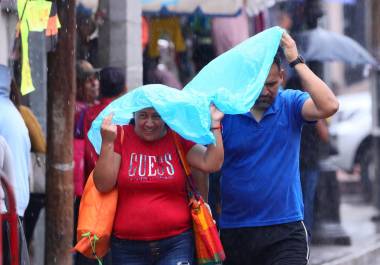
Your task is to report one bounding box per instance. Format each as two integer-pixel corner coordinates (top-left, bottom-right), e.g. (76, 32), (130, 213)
(113, 125), (195, 240)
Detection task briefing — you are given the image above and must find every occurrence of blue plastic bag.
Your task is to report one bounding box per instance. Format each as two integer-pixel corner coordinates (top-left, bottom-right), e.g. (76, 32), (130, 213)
(88, 26), (284, 153)
(87, 84), (211, 153)
(184, 26), (284, 114)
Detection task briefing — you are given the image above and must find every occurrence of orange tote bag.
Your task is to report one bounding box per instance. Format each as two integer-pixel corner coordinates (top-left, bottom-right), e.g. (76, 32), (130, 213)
(73, 171), (118, 260)
(74, 127), (123, 260)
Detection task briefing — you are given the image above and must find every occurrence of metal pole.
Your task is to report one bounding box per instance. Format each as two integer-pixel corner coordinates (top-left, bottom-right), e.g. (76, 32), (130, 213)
(373, 69), (380, 213)
(369, 0), (380, 217)
(310, 62), (350, 245)
(45, 0), (76, 264)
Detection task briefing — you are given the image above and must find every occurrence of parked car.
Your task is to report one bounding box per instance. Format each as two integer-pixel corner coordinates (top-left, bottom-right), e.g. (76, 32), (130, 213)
(328, 90), (374, 201)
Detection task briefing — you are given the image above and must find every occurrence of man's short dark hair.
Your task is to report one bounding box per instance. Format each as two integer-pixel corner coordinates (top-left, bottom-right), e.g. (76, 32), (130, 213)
(273, 51), (282, 70)
(99, 67), (125, 98)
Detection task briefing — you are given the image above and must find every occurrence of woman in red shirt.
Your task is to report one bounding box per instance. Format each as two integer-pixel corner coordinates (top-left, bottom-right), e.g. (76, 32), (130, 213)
(93, 105), (224, 265)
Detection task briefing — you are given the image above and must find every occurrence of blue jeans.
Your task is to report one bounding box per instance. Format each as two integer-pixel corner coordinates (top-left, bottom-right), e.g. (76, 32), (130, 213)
(111, 230), (194, 265)
(300, 169), (319, 235)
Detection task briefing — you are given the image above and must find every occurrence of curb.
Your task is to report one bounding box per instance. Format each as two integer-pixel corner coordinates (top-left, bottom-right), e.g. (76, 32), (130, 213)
(322, 241), (380, 265)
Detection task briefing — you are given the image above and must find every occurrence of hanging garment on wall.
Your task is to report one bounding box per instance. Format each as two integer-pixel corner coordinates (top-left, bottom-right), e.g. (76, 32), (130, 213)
(211, 10), (249, 55)
(147, 16), (186, 58)
(17, 0), (60, 95)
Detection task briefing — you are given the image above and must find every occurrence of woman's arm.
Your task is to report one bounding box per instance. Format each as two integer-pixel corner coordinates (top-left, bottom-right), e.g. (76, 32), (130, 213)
(191, 167), (209, 201)
(186, 105), (224, 173)
(93, 114), (121, 192)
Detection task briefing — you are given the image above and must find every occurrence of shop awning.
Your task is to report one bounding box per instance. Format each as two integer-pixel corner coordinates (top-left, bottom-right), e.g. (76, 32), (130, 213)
(142, 0), (282, 16)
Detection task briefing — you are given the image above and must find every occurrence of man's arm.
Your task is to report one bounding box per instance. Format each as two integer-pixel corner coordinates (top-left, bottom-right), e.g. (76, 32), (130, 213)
(281, 32), (339, 121)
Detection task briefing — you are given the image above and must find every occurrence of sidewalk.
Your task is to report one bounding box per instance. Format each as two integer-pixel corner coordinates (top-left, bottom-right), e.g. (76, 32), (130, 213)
(309, 193), (380, 265)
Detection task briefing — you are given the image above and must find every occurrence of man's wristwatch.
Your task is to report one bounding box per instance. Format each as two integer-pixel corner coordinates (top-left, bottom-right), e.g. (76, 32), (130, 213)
(289, 55), (305, 68)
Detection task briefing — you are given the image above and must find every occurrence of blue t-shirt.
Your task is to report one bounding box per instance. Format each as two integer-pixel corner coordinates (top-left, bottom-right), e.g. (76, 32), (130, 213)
(220, 89), (310, 228)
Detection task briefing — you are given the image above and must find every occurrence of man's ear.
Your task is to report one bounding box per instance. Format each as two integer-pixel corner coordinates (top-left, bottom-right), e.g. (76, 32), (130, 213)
(280, 69), (285, 86)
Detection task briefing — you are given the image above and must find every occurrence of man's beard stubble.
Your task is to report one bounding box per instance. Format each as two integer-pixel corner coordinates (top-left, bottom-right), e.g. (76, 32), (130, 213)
(254, 96), (272, 110)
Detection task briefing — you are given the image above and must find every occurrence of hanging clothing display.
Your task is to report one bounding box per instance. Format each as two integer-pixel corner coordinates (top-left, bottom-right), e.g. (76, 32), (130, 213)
(211, 10), (249, 55)
(17, 0), (60, 95)
(148, 16), (186, 58)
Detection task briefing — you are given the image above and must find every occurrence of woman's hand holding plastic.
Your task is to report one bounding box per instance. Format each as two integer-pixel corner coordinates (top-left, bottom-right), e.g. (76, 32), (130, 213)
(101, 114), (117, 144)
(210, 104), (224, 127)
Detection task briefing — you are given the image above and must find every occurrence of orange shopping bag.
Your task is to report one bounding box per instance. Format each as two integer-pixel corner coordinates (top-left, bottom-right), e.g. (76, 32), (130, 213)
(73, 171), (118, 260)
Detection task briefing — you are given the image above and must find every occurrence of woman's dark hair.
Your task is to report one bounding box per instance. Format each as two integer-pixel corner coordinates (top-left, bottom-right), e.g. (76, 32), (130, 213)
(99, 67), (126, 98)
(10, 78), (21, 108)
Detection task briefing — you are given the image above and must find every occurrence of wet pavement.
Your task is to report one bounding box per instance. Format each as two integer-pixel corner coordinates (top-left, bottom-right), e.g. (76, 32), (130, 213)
(28, 174), (380, 265)
(309, 193), (380, 265)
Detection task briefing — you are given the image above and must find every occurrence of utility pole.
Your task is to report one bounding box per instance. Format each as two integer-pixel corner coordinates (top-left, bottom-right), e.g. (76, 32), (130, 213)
(45, 0), (76, 264)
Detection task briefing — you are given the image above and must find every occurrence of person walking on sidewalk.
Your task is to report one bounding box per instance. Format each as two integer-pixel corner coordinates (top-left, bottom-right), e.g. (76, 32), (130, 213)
(219, 32), (339, 265)
(83, 67), (126, 179)
(93, 105), (224, 265)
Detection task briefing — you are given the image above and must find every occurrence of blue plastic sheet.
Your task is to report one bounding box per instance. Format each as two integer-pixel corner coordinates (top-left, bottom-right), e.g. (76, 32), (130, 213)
(88, 26), (284, 154)
(87, 84), (211, 153)
(183, 26), (284, 114)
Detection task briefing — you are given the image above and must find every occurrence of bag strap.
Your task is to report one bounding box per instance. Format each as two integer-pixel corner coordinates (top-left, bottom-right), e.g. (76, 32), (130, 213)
(171, 130), (200, 199)
(172, 131), (191, 176)
(120, 125), (125, 144)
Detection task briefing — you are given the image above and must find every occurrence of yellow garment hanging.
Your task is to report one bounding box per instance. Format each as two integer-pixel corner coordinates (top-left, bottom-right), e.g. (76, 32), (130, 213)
(17, 0), (60, 95)
(19, 105), (46, 153)
(148, 17), (186, 58)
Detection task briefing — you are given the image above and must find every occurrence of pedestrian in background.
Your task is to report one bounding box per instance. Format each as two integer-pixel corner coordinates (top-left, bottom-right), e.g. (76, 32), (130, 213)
(286, 76), (331, 238)
(83, 66), (126, 179)
(73, 59), (99, 200)
(219, 32), (339, 265)
(0, 64), (31, 264)
(300, 119), (330, 236)
(73, 60), (100, 265)
(9, 77), (47, 255)
(0, 64), (31, 222)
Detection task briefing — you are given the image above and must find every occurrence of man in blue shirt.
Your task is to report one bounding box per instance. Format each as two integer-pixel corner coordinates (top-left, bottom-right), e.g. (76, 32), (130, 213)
(220, 32), (339, 265)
